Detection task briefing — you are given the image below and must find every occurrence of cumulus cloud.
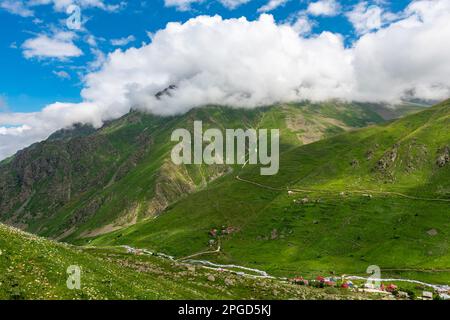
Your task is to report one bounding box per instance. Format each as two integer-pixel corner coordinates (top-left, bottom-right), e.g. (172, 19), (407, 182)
(22, 31), (83, 60)
(0, 0), (34, 17)
(110, 35), (136, 46)
(287, 12), (314, 35)
(307, 0), (340, 17)
(164, 0), (249, 11)
(81, 14), (354, 117)
(28, 0), (122, 12)
(1, 0), (450, 159)
(219, 0), (250, 9)
(164, 0), (201, 11)
(0, 102), (102, 159)
(0, 0), (123, 16)
(346, 1), (396, 34)
(258, 0), (289, 13)
(352, 0), (450, 101)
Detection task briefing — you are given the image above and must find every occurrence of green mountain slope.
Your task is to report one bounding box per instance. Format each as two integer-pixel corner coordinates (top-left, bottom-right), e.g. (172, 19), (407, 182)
(0, 223), (371, 300)
(0, 102), (385, 240)
(87, 100), (450, 284)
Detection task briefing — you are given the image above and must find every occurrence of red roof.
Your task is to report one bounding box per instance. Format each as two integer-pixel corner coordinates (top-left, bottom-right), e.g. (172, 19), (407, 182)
(316, 276), (325, 282)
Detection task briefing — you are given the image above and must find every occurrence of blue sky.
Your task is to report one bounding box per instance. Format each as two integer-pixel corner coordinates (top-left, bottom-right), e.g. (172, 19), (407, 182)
(0, 0), (412, 113)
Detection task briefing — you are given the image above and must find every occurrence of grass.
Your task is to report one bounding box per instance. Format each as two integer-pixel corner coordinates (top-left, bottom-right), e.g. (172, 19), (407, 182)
(0, 102), (384, 242)
(84, 100), (450, 285)
(0, 223), (375, 300)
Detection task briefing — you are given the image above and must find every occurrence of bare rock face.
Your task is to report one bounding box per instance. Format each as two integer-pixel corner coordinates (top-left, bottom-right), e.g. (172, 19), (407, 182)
(373, 144), (401, 183)
(436, 146), (449, 167)
(377, 144), (399, 171)
(0, 114), (152, 235)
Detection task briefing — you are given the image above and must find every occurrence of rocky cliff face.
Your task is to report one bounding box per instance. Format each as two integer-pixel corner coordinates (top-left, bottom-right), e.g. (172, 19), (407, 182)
(0, 109), (237, 239)
(0, 130), (122, 229)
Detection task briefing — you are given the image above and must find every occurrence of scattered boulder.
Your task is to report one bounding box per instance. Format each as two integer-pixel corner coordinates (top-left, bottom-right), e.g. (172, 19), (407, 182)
(295, 198), (310, 205)
(350, 159), (359, 168)
(207, 275), (216, 282)
(187, 265), (196, 273)
(224, 278), (235, 286)
(427, 229), (438, 236)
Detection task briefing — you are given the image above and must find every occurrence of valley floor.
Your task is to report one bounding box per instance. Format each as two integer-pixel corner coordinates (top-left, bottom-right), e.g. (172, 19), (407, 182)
(0, 224), (382, 300)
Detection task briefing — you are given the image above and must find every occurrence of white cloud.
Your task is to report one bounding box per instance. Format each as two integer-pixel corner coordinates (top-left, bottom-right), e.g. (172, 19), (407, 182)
(81, 14), (354, 118)
(0, 102), (102, 159)
(289, 14), (314, 35)
(2, 0), (450, 159)
(85, 34), (99, 47)
(0, 125), (32, 136)
(307, 0), (340, 17)
(346, 1), (400, 35)
(1, 0), (123, 16)
(258, 0), (289, 13)
(88, 48), (106, 71)
(28, 0), (121, 12)
(352, 0), (450, 101)
(164, 0), (249, 11)
(53, 70), (71, 79)
(0, 0), (33, 17)
(22, 31), (83, 59)
(164, 0), (201, 11)
(111, 35), (136, 46)
(219, 0), (250, 9)
(346, 2), (383, 34)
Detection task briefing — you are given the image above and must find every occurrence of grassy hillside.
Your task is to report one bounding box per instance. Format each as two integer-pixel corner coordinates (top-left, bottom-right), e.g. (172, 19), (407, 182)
(0, 102), (384, 241)
(0, 223), (371, 300)
(86, 100), (450, 284)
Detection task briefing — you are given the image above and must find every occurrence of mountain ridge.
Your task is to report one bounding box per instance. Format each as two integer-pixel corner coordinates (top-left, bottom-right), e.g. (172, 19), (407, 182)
(0, 102), (388, 240)
(84, 99), (450, 283)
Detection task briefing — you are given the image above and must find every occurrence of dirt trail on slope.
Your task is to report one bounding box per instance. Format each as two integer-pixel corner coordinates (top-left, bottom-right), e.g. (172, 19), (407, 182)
(235, 176), (450, 203)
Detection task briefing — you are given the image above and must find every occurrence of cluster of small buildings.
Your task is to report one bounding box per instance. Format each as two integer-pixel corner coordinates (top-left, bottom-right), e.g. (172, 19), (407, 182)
(209, 226), (239, 238)
(290, 275), (355, 289)
(290, 275), (450, 300)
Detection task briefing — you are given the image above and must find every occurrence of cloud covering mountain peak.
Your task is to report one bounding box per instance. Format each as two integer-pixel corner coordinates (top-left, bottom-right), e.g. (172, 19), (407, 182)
(1, 0), (450, 159)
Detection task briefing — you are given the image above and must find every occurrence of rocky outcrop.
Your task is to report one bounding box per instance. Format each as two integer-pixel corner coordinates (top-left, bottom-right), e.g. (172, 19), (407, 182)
(436, 146), (449, 167)
(376, 144), (399, 171)
(0, 116), (153, 234)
